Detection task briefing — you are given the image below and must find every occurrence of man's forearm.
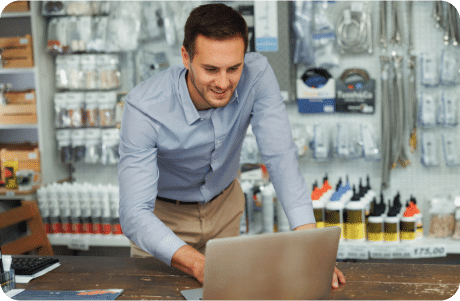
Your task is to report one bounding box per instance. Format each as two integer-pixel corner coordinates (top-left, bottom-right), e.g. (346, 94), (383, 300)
(293, 223), (317, 231)
(171, 245), (206, 284)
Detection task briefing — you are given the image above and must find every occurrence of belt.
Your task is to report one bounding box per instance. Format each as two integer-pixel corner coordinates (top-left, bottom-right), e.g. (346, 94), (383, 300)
(156, 182), (233, 206)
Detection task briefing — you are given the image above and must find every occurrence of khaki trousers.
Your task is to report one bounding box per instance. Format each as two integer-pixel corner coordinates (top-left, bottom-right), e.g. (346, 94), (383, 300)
(130, 178), (245, 257)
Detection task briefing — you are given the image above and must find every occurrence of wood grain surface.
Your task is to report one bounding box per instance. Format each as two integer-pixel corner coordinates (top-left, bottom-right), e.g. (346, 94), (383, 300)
(14, 256), (460, 300)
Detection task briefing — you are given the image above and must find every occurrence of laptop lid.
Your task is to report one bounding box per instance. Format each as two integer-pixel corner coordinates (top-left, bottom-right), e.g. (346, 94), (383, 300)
(201, 226), (341, 300)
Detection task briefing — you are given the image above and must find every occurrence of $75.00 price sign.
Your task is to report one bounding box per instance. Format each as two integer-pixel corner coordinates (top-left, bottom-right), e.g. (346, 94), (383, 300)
(412, 245), (447, 258)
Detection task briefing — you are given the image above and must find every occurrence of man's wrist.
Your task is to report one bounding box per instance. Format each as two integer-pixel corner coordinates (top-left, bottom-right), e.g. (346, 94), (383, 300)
(293, 223), (317, 231)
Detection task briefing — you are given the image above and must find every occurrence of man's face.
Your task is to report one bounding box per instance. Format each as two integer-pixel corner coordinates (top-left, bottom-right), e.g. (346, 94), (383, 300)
(181, 34), (245, 111)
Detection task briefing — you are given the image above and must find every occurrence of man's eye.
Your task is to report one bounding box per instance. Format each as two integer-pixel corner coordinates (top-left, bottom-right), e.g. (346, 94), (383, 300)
(205, 68), (217, 72)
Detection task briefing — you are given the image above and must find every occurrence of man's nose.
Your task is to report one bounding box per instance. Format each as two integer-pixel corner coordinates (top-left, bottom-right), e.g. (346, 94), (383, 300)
(215, 71), (230, 89)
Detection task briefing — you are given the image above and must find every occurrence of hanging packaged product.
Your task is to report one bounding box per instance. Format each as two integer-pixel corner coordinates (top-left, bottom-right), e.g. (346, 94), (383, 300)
(311, 2), (339, 69)
(442, 132), (460, 167)
(312, 123), (331, 161)
(101, 128), (120, 165)
(67, 55), (84, 90)
(84, 92), (100, 128)
(42, 1), (67, 16)
(360, 123), (381, 161)
(86, 16), (108, 52)
(55, 55), (68, 89)
(97, 54), (121, 90)
(296, 68), (335, 114)
(336, 2), (373, 55)
(420, 132), (440, 167)
(335, 122), (362, 160)
(71, 129), (86, 164)
(437, 91), (458, 127)
(440, 49), (459, 86)
(84, 128), (102, 164)
(81, 54), (98, 90)
(66, 92), (85, 128)
(56, 129), (72, 164)
(418, 92), (438, 128)
(335, 68), (375, 113)
(54, 93), (70, 128)
(47, 17), (68, 53)
(98, 92), (117, 127)
(420, 52), (440, 87)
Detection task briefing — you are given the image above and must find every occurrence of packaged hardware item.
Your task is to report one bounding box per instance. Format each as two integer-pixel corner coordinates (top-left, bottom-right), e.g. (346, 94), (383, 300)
(452, 208), (460, 240)
(100, 128), (120, 165)
(336, 2), (373, 54)
(98, 92), (117, 127)
(71, 129), (86, 163)
(428, 197), (456, 238)
(56, 129), (72, 164)
(421, 52), (440, 87)
(66, 93), (85, 128)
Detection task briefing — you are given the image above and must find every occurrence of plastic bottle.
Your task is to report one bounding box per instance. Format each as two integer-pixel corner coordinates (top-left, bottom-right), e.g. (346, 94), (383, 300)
(344, 186), (366, 241)
(261, 184), (275, 233)
(47, 183), (62, 234)
(325, 199), (345, 240)
(384, 207), (400, 243)
(37, 186), (52, 234)
(58, 182), (72, 234)
(80, 183), (93, 234)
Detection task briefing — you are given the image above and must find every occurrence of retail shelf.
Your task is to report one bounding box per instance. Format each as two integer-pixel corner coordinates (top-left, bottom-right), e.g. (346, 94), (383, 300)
(0, 12), (31, 18)
(337, 237), (460, 260)
(0, 67), (35, 74)
(0, 186), (37, 200)
(0, 124), (37, 129)
(48, 234), (130, 248)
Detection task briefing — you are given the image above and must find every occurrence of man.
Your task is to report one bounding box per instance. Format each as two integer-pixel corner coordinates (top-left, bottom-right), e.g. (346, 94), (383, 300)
(118, 3), (345, 288)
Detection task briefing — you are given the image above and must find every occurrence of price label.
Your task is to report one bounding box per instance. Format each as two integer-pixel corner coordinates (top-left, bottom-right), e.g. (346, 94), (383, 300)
(412, 245), (447, 258)
(370, 246), (393, 259)
(68, 236), (89, 251)
(346, 245), (369, 260)
(392, 247), (413, 259)
(6, 191), (15, 197)
(336, 244), (347, 260)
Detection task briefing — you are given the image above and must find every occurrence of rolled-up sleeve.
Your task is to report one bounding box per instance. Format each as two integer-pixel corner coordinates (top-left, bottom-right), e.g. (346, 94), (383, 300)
(250, 58), (315, 229)
(118, 95), (186, 265)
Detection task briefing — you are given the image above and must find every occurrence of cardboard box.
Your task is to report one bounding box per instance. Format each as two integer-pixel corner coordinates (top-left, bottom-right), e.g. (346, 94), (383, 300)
(0, 114), (37, 124)
(2, 1), (29, 13)
(0, 34), (34, 68)
(4, 90), (35, 104)
(0, 101), (37, 125)
(0, 144), (40, 184)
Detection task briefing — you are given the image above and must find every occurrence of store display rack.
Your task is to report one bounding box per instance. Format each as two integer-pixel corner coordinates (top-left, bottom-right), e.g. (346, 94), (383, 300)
(47, 233), (130, 250)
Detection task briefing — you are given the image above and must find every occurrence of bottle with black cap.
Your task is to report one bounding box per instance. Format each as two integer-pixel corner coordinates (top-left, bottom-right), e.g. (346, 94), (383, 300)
(344, 185), (366, 241)
(384, 200), (400, 243)
(367, 196), (385, 242)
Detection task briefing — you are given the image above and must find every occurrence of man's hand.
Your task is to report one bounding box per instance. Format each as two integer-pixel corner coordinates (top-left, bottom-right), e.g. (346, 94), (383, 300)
(293, 223), (346, 289)
(171, 245), (205, 284)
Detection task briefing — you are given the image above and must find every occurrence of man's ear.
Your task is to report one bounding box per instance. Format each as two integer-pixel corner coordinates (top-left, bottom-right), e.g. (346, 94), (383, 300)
(181, 46), (190, 69)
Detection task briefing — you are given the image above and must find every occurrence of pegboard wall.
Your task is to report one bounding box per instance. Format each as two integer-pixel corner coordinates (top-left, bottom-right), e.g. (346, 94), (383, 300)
(71, 2), (460, 216)
(289, 1), (460, 215)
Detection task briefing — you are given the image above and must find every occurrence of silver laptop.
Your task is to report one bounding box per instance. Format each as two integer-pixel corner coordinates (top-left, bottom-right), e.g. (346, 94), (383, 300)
(181, 226), (341, 300)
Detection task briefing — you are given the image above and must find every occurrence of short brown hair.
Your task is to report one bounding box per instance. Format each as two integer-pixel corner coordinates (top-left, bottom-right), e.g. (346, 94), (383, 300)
(183, 3), (248, 60)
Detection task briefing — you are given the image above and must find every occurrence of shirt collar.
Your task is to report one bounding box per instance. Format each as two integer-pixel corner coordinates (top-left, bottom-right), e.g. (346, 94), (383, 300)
(178, 68), (240, 126)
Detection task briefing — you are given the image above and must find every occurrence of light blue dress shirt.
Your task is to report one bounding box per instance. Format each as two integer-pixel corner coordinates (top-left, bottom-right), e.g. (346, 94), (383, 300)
(118, 52), (315, 266)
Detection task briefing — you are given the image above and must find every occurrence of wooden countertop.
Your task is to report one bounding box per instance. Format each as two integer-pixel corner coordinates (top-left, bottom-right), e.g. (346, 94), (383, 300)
(15, 256), (460, 300)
